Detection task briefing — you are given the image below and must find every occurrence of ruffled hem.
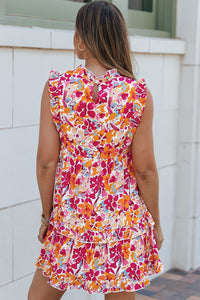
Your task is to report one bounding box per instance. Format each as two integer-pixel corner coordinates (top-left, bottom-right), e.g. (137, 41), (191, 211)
(35, 223), (164, 294)
(48, 209), (155, 244)
(36, 264), (153, 294)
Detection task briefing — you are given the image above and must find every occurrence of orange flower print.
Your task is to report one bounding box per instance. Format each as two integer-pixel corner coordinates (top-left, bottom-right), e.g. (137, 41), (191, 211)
(122, 241), (130, 260)
(77, 202), (94, 218)
(118, 195), (130, 210)
(35, 65), (163, 295)
(86, 248), (95, 265)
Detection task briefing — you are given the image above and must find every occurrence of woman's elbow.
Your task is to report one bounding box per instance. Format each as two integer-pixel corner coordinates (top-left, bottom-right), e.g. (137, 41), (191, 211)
(37, 153), (58, 170)
(134, 165), (158, 181)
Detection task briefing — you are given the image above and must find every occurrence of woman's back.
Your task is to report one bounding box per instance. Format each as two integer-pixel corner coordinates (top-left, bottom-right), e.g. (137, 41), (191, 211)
(30, 1), (164, 298)
(48, 65), (153, 243)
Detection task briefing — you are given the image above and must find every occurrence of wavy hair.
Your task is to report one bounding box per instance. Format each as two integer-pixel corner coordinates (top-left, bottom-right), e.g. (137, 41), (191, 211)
(75, 1), (136, 79)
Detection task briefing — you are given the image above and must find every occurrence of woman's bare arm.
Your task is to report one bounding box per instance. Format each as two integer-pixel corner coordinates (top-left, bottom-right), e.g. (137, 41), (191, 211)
(131, 88), (163, 248)
(36, 81), (60, 219)
(132, 88), (159, 224)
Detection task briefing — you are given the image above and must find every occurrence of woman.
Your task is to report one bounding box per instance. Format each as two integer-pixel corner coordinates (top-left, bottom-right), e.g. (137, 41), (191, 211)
(28, 1), (164, 299)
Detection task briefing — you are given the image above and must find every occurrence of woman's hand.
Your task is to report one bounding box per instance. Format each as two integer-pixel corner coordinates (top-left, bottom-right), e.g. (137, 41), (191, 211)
(154, 223), (164, 250)
(38, 224), (49, 243)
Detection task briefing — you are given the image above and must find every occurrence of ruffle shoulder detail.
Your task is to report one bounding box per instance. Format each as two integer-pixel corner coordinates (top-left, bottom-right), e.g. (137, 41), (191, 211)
(48, 69), (62, 131)
(130, 78), (147, 130)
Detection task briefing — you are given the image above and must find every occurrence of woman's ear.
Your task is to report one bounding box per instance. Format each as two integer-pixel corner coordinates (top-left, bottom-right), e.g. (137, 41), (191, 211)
(74, 29), (87, 59)
(78, 39), (86, 52)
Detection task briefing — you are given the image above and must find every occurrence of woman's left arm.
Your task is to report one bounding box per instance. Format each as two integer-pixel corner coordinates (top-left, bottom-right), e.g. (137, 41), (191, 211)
(37, 81), (60, 222)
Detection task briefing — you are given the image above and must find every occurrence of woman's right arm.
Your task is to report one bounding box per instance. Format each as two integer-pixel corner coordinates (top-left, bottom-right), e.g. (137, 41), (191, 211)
(131, 87), (164, 250)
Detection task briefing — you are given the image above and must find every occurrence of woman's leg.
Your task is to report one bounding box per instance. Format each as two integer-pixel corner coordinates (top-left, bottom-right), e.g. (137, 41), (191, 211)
(105, 291), (136, 300)
(28, 268), (66, 300)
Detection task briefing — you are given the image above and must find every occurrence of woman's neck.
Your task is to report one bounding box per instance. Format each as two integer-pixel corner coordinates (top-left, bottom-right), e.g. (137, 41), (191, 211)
(84, 57), (110, 77)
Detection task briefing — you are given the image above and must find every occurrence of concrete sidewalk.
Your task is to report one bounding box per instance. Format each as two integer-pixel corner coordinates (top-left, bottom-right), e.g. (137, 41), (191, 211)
(136, 268), (200, 300)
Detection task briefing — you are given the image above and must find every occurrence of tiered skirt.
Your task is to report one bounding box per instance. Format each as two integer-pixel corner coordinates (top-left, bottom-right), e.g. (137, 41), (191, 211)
(35, 222), (163, 294)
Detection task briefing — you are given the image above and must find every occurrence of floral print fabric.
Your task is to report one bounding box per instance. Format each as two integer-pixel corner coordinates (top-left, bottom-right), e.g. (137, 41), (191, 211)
(36, 65), (163, 294)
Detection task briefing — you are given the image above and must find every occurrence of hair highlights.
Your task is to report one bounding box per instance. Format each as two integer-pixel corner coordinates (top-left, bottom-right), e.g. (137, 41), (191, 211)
(75, 1), (136, 80)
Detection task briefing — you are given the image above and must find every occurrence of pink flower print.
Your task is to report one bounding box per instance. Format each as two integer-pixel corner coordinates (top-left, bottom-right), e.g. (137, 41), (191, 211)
(70, 158), (75, 166)
(123, 102), (134, 118)
(60, 235), (68, 244)
(75, 177), (81, 185)
(87, 103), (96, 118)
(90, 175), (104, 192)
(109, 243), (123, 263)
(105, 265), (116, 274)
(82, 78), (88, 84)
(82, 230), (95, 242)
(59, 281), (67, 290)
(74, 162), (82, 175)
(39, 69), (164, 292)
(75, 146), (87, 157)
(100, 92), (108, 103)
(72, 247), (86, 264)
(69, 197), (79, 210)
(57, 268), (63, 275)
(89, 192), (96, 199)
(52, 263), (59, 273)
(90, 177), (98, 191)
(41, 248), (46, 256)
(101, 84), (107, 90)
(94, 250), (100, 258)
(85, 269), (100, 281)
(125, 77), (133, 83)
(82, 119), (97, 133)
(136, 82), (146, 98)
(130, 244), (136, 251)
(126, 263), (141, 280)
(76, 100), (96, 118)
(135, 283), (143, 290)
(101, 161), (107, 176)
(104, 195), (118, 211)
(66, 265), (75, 275)
(93, 140), (100, 147)
(115, 227), (126, 239)
(101, 159), (114, 176)
(77, 101), (87, 117)
(60, 248), (66, 256)
(76, 91), (83, 98)
(99, 113), (105, 118)
(121, 93), (129, 100)
(110, 176), (116, 183)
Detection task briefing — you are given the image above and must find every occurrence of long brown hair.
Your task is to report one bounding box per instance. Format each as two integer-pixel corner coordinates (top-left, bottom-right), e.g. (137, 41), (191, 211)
(75, 1), (136, 80)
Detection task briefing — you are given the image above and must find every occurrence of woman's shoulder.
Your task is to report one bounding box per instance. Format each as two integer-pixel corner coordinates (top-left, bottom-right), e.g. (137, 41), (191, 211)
(49, 67), (77, 81)
(119, 74), (146, 88)
(48, 67), (80, 94)
(116, 74), (147, 99)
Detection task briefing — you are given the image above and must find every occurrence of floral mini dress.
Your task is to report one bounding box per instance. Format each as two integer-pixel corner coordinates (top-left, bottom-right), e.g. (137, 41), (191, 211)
(35, 65), (163, 294)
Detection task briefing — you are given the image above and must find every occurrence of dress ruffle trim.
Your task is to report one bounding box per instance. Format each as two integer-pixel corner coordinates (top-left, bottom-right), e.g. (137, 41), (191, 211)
(35, 223), (164, 294)
(49, 209), (155, 244)
(36, 264), (152, 294)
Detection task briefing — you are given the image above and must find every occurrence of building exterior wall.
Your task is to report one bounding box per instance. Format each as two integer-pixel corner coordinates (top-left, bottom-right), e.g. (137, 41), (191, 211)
(173, 0), (200, 270)
(0, 26), (185, 299)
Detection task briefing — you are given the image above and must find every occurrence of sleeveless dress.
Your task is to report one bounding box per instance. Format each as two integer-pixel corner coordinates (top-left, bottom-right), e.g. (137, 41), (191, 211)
(35, 65), (163, 294)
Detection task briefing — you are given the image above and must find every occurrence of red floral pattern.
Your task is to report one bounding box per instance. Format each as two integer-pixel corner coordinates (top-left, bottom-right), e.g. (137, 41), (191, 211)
(36, 65), (163, 294)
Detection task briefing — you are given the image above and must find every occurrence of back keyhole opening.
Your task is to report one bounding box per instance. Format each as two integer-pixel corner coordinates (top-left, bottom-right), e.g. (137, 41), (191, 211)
(92, 83), (98, 103)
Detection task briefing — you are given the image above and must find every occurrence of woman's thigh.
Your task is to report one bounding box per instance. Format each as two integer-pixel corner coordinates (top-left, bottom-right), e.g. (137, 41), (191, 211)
(28, 268), (66, 300)
(105, 291), (136, 300)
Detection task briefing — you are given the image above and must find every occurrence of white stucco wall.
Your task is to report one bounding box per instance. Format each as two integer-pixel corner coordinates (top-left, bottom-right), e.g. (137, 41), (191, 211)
(0, 26), (185, 299)
(173, 0), (200, 271)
